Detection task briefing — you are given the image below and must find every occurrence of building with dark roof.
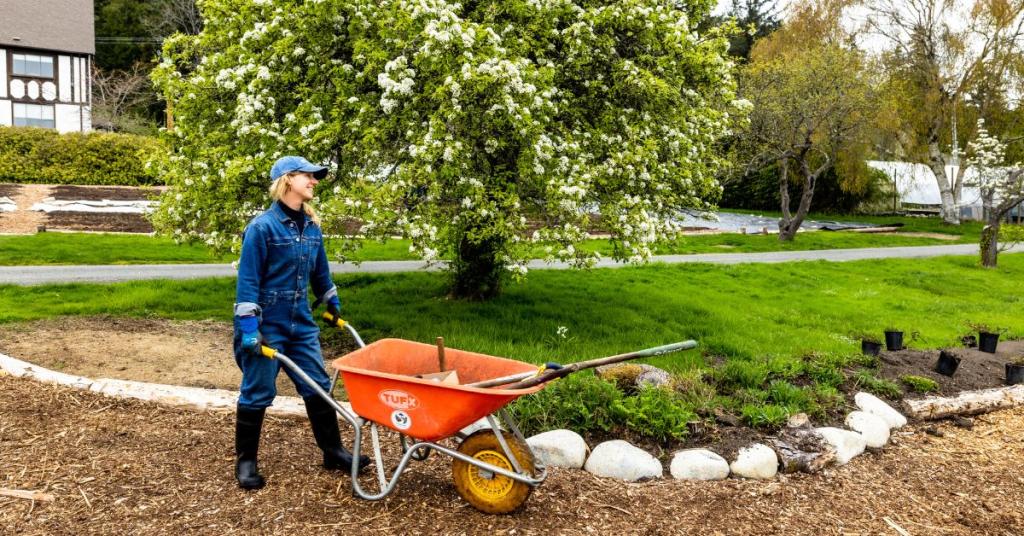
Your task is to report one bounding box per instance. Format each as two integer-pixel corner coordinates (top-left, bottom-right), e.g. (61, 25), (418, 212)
(0, 0), (95, 132)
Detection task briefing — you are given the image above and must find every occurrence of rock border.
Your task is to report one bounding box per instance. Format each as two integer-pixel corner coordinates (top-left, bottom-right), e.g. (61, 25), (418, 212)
(3, 352), (1023, 483)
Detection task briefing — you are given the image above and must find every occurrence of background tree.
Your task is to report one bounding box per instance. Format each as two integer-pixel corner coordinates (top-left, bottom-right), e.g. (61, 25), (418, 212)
(150, 0), (743, 299)
(965, 121), (1024, 267)
(737, 0), (876, 241)
(722, 0), (783, 61)
(90, 63), (159, 134)
(868, 0), (1024, 224)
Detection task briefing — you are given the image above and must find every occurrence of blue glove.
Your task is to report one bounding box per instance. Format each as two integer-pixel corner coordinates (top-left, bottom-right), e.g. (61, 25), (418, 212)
(326, 296), (341, 316)
(238, 315), (262, 355)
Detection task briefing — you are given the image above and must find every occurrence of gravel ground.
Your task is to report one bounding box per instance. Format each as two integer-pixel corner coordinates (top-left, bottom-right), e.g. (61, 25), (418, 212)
(2, 374), (1023, 535)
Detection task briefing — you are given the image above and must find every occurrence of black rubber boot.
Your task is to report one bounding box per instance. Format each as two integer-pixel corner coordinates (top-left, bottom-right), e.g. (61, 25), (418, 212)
(304, 396), (370, 473)
(235, 406), (266, 490)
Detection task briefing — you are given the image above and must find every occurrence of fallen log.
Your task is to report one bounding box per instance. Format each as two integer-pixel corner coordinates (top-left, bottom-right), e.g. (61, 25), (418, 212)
(767, 428), (836, 474)
(0, 488), (55, 502)
(903, 385), (1024, 420)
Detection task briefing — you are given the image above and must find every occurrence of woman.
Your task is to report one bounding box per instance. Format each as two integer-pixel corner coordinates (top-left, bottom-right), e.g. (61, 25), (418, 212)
(232, 155), (368, 490)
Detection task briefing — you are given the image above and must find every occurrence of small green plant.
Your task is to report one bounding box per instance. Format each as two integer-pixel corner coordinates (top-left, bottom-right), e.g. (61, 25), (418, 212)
(808, 385), (845, 417)
(612, 386), (696, 442)
(767, 380), (811, 408)
(851, 331), (881, 344)
(853, 370), (903, 398)
(671, 370), (718, 414)
(716, 359), (769, 390)
(806, 361), (846, 388)
(900, 375), (939, 393)
(884, 326), (902, 333)
(967, 322), (1006, 334)
(508, 372), (622, 436)
(765, 355), (805, 379)
(740, 403), (791, 428)
(1010, 355), (1024, 366)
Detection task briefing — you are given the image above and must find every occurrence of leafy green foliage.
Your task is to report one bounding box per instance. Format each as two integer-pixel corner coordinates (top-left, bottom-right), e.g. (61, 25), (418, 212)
(612, 386), (696, 442)
(0, 127), (162, 185)
(740, 403), (790, 428)
(900, 375), (939, 393)
(508, 373), (622, 437)
(853, 370), (902, 398)
(150, 0), (743, 296)
(717, 359), (769, 390)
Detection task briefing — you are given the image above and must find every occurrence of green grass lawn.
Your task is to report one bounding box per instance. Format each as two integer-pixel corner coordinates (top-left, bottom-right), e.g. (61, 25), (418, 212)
(0, 215), (982, 265)
(2, 253), (1020, 436)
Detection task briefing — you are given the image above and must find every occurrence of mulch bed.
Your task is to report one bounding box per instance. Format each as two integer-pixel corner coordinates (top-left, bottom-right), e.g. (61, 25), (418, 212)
(49, 185), (161, 202)
(1, 374), (1022, 534)
(43, 212), (154, 233)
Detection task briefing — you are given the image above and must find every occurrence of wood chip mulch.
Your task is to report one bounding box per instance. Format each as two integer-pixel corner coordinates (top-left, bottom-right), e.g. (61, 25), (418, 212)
(2, 374), (1023, 535)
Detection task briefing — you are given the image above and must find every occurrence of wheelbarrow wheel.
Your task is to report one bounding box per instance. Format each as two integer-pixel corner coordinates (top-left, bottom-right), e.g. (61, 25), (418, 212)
(452, 430), (535, 514)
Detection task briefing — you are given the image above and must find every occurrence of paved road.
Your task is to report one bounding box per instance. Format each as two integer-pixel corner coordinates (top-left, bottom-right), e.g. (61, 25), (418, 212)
(1, 243), (1018, 286)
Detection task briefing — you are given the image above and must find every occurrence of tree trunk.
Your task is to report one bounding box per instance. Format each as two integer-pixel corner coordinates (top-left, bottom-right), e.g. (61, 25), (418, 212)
(778, 157), (819, 242)
(450, 232), (505, 300)
(980, 221), (1000, 268)
(903, 385), (1024, 420)
(928, 141), (959, 225)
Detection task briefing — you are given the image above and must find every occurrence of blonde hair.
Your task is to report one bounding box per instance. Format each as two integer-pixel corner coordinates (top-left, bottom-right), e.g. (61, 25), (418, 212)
(269, 171), (321, 226)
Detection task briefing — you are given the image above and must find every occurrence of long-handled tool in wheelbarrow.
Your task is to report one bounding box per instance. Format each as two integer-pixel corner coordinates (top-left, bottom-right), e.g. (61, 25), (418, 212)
(258, 312), (697, 514)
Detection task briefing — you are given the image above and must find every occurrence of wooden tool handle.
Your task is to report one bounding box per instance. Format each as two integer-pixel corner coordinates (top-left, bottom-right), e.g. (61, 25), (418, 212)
(436, 336), (446, 372)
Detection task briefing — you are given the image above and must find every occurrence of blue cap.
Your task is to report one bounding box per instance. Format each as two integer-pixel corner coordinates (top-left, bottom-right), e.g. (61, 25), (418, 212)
(270, 156), (329, 181)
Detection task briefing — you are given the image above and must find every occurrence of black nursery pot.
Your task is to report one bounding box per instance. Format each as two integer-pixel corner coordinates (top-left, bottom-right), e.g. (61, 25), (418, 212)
(861, 340), (882, 356)
(935, 350), (961, 376)
(978, 332), (1000, 353)
(884, 331), (904, 351)
(1007, 364), (1024, 385)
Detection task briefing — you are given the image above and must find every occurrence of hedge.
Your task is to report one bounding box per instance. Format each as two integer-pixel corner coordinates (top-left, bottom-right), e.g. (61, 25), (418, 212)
(0, 126), (164, 186)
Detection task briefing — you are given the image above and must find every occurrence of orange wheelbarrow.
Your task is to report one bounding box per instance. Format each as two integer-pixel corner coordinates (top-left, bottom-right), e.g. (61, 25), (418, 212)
(259, 315), (696, 514)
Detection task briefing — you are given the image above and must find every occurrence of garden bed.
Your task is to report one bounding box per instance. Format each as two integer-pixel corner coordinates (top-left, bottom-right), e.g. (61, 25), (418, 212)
(49, 184), (162, 201)
(43, 212), (154, 233)
(1, 372), (1022, 533)
(3, 315), (1018, 462)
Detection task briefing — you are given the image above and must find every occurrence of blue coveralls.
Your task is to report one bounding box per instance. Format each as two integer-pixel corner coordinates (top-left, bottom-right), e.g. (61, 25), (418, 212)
(233, 202), (338, 410)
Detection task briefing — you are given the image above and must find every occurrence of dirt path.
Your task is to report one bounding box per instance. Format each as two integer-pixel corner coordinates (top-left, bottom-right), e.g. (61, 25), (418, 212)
(0, 317), (360, 398)
(0, 184), (50, 234)
(1, 374), (1022, 535)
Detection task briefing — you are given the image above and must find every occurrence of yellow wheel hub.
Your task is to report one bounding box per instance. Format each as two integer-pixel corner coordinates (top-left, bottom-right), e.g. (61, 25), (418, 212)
(464, 450), (515, 500)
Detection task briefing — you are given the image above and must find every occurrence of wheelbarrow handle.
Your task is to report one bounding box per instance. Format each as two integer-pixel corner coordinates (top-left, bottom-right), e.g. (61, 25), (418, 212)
(322, 311), (346, 329)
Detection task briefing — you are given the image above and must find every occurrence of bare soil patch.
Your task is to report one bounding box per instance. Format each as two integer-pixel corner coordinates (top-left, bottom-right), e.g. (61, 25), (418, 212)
(874, 341), (1024, 398)
(0, 183), (21, 197)
(1, 374), (1022, 535)
(43, 212), (154, 233)
(0, 317), (350, 398)
(49, 185), (162, 201)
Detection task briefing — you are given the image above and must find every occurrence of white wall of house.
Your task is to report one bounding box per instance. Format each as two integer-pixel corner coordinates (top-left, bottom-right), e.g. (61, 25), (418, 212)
(58, 56), (71, 102)
(55, 103), (82, 133)
(0, 100), (11, 126)
(0, 49), (7, 98)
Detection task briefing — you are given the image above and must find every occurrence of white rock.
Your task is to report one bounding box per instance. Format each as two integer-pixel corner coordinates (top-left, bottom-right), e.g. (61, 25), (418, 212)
(729, 443), (779, 479)
(845, 411), (891, 449)
(670, 449), (730, 480)
(854, 392), (907, 429)
(584, 440), (662, 481)
(527, 430), (589, 469)
(815, 427), (867, 465)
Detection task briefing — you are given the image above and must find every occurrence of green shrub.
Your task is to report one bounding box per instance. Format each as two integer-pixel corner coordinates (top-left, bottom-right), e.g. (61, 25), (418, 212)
(740, 403), (791, 428)
(612, 386), (695, 442)
(0, 126), (163, 185)
(808, 385), (845, 416)
(853, 370), (902, 398)
(765, 355), (804, 379)
(806, 361), (846, 387)
(508, 372), (622, 436)
(900, 375), (939, 393)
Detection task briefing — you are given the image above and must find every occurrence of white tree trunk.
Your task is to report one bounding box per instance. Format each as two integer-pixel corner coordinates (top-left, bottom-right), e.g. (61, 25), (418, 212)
(929, 144), (959, 224)
(903, 385), (1024, 420)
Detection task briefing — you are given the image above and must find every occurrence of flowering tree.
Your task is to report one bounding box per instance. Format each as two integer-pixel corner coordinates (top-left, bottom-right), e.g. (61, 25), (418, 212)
(966, 121), (1024, 267)
(151, 0), (741, 298)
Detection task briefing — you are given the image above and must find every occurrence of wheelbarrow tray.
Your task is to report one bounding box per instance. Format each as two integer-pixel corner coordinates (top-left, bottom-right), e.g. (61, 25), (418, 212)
(332, 338), (543, 441)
